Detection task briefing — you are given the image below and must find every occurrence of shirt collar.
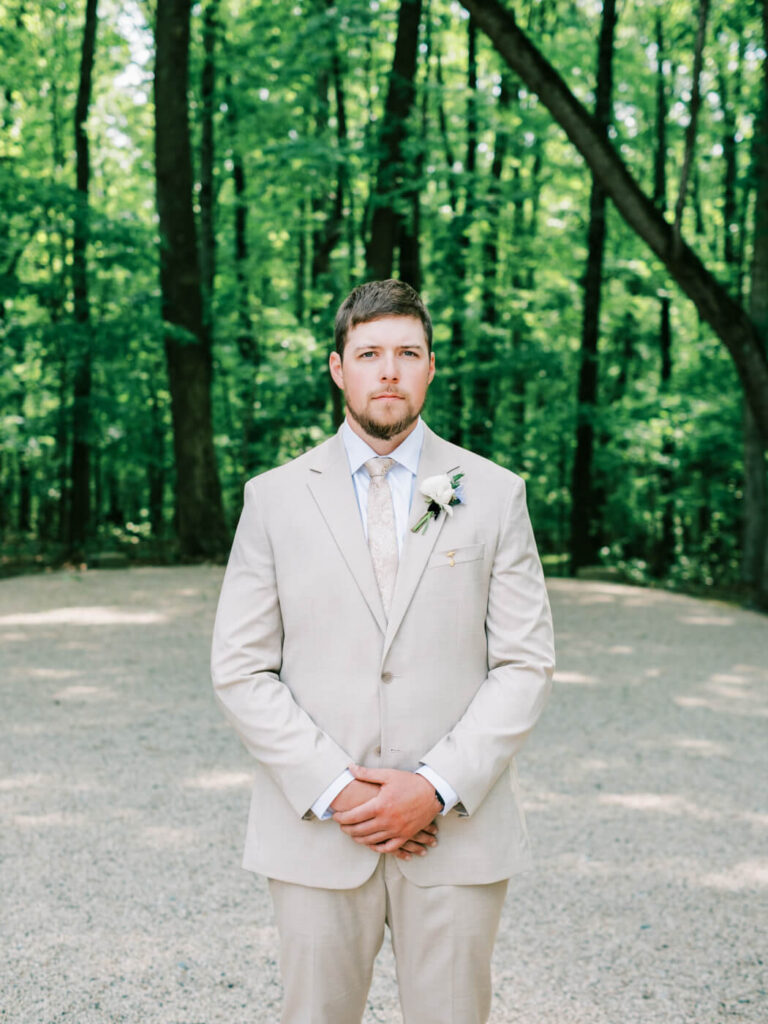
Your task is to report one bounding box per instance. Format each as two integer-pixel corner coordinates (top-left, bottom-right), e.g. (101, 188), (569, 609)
(341, 418), (424, 477)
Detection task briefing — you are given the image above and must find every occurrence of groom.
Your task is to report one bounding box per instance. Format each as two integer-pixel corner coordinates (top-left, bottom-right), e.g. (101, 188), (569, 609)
(211, 279), (555, 1024)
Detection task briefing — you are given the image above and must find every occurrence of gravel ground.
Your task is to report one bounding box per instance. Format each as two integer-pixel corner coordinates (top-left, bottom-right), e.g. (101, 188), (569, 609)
(1, 567), (766, 1024)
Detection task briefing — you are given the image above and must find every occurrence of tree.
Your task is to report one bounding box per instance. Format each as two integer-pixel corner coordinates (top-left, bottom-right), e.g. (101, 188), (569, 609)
(68, 0), (98, 552)
(569, 0), (617, 572)
(154, 0), (227, 557)
(365, 0), (423, 284)
(459, 0), (768, 448)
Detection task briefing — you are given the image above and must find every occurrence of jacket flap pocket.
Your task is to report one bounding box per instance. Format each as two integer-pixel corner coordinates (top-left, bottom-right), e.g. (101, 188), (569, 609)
(427, 543), (485, 570)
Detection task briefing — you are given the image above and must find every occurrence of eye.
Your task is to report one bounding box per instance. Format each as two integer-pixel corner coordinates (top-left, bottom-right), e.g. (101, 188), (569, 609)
(402, 349), (419, 357)
(359, 350), (376, 358)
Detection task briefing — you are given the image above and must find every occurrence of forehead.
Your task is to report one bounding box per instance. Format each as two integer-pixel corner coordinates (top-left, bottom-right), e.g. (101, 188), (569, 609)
(346, 315), (427, 349)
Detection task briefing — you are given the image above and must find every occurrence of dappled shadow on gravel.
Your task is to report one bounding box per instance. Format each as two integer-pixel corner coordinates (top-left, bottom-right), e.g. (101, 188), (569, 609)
(1, 570), (766, 1023)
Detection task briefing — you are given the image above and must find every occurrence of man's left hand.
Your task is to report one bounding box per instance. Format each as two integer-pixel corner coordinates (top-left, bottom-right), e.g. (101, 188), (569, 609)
(332, 764), (442, 853)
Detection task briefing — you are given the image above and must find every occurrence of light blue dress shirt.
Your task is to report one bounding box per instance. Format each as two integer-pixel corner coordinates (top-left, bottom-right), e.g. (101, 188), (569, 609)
(310, 419), (459, 820)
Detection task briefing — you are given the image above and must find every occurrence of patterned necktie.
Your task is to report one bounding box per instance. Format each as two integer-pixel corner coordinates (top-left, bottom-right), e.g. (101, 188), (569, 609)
(365, 457), (398, 615)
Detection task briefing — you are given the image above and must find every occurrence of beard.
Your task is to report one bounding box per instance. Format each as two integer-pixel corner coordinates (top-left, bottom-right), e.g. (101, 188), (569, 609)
(346, 393), (423, 441)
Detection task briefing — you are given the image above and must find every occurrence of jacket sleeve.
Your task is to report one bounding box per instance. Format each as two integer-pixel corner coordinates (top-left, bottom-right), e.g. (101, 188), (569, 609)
(210, 479), (352, 818)
(419, 477), (555, 815)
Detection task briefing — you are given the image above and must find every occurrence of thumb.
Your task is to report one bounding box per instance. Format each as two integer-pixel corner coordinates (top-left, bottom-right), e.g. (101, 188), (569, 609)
(349, 763), (390, 784)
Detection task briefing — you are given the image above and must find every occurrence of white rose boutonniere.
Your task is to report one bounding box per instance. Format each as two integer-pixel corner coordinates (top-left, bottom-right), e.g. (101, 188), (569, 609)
(411, 469), (465, 534)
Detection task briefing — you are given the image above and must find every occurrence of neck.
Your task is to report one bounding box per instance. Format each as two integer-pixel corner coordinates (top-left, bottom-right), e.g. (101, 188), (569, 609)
(344, 413), (419, 455)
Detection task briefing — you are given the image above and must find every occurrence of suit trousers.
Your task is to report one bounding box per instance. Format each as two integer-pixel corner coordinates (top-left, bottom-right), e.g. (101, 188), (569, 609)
(268, 855), (508, 1024)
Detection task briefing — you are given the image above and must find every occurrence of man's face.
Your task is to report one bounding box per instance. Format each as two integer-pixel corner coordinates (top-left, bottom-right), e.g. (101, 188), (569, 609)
(329, 316), (435, 447)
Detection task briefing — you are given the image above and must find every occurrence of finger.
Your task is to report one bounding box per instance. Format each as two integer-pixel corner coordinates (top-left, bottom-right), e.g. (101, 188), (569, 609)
(332, 796), (380, 825)
(393, 849), (412, 861)
(348, 764), (392, 785)
(399, 840), (429, 856)
(411, 829), (438, 847)
(351, 831), (393, 846)
(371, 837), (406, 853)
(341, 821), (392, 839)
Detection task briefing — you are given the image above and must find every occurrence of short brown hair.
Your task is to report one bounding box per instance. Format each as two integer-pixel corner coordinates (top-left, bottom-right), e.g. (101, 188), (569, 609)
(334, 279), (433, 357)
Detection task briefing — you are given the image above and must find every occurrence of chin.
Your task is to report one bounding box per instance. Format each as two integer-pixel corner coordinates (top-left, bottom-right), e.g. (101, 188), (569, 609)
(350, 404), (419, 441)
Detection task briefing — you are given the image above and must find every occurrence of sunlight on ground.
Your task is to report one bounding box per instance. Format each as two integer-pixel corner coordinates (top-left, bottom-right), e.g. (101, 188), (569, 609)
(598, 793), (716, 820)
(182, 771), (253, 790)
(51, 684), (116, 701)
(0, 606), (167, 626)
(678, 613), (735, 626)
(553, 670), (598, 685)
(700, 860), (768, 890)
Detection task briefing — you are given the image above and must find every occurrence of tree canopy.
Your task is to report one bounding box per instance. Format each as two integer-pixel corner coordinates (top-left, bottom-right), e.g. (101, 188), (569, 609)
(1, 0), (766, 604)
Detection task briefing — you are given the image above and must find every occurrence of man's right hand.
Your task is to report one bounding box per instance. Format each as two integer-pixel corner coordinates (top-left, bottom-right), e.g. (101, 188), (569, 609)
(330, 778), (380, 813)
(331, 779), (438, 860)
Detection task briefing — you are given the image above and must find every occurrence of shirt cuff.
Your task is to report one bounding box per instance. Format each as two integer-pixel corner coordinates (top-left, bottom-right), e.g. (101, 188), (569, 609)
(415, 764), (459, 816)
(311, 768), (355, 820)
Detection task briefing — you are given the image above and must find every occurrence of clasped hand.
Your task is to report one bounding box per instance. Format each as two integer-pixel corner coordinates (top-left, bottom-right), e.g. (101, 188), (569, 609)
(331, 764), (440, 860)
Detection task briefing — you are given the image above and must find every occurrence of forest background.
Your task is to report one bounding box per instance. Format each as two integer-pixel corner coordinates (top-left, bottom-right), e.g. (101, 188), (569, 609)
(1, 0), (767, 607)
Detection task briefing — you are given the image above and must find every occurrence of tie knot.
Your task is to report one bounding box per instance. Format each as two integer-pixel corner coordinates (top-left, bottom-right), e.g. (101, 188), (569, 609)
(365, 457), (396, 480)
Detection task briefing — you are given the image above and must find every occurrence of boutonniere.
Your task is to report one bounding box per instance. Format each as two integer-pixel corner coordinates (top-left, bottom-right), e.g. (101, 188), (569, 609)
(411, 468), (465, 534)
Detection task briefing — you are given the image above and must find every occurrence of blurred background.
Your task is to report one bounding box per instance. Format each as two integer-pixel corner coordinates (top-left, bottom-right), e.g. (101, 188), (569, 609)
(1, 0), (766, 607)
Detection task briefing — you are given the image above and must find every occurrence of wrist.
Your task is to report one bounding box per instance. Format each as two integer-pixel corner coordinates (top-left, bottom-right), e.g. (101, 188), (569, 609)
(414, 770), (442, 811)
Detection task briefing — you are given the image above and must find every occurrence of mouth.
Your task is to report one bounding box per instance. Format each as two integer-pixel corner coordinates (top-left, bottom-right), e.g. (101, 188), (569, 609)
(372, 392), (404, 400)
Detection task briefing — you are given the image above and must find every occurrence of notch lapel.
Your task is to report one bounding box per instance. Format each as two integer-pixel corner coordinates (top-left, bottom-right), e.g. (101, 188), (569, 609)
(306, 433), (388, 635)
(382, 426), (454, 662)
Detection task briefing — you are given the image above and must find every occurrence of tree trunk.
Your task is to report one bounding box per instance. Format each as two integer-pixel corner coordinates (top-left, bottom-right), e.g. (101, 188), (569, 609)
(305, 9), (349, 427)
(199, 0), (218, 332)
(672, 0), (710, 237)
(365, 0), (422, 282)
(744, 3), (768, 605)
(651, 12), (675, 577)
(68, 0), (98, 553)
(442, 21), (478, 446)
(224, 77), (261, 469)
(154, 0), (227, 557)
(569, 0), (616, 573)
(459, 0), (768, 447)
(469, 66), (509, 458)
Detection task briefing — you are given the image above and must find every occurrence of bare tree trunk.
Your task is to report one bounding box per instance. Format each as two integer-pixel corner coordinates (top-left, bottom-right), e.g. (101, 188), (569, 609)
(224, 77), (261, 470)
(459, 0), (768, 446)
(69, 0), (98, 554)
(199, 0), (218, 332)
(744, 2), (768, 606)
(672, 0), (710, 238)
(469, 68), (509, 458)
(154, 0), (227, 557)
(651, 12), (675, 577)
(306, 5), (349, 428)
(569, 0), (616, 574)
(440, 21), (477, 446)
(365, 0), (422, 283)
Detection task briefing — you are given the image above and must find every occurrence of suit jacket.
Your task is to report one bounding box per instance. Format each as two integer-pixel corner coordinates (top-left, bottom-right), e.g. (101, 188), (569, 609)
(211, 424), (555, 889)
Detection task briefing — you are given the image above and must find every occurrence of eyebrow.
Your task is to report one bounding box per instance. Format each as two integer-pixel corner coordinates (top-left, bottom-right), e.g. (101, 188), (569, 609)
(350, 341), (427, 352)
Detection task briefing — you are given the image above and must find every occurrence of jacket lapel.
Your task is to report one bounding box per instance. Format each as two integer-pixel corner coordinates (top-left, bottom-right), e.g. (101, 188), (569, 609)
(306, 432), (388, 634)
(382, 425), (454, 662)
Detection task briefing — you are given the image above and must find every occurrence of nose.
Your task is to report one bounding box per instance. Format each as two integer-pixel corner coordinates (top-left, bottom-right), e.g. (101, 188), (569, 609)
(380, 352), (399, 380)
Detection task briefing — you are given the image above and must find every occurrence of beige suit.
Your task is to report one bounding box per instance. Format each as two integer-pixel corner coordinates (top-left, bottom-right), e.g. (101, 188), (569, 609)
(211, 423), (554, 1020)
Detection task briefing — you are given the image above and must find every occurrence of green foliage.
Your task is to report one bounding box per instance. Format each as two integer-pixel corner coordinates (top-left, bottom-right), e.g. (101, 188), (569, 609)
(0, 0), (764, 595)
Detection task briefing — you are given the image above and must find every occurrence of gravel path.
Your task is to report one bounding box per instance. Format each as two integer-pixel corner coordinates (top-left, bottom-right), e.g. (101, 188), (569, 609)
(1, 567), (766, 1023)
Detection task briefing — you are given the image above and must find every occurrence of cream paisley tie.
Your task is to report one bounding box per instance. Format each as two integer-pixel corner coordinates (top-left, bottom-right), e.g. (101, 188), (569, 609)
(365, 457), (398, 615)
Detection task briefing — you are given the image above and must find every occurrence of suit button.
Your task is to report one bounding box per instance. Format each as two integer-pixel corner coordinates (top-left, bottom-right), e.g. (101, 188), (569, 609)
(381, 671), (393, 683)
(374, 745), (381, 756)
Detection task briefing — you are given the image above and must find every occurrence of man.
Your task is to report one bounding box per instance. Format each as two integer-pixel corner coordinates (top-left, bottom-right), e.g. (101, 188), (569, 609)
(211, 280), (555, 1024)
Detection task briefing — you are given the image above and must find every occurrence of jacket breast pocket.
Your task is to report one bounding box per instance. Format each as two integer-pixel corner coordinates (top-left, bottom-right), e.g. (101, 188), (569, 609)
(426, 543), (485, 570)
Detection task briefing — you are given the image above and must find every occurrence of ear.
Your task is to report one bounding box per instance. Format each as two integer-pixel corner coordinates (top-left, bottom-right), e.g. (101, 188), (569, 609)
(329, 351), (344, 390)
(427, 351), (435, 385)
